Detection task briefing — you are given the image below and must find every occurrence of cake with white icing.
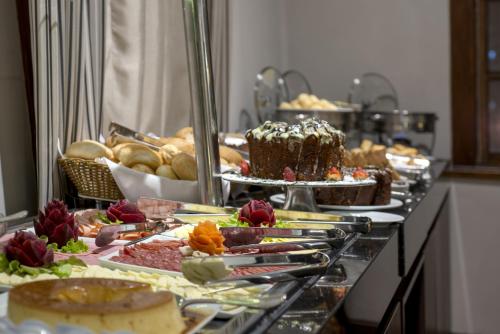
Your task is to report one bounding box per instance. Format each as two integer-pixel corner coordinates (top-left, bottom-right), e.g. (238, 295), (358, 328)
(246, 118), (345, 181)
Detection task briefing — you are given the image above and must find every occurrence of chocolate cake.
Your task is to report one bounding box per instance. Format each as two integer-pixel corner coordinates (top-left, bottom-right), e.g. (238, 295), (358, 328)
(246, 118), (345, 181)
(315, 168), (392, 206)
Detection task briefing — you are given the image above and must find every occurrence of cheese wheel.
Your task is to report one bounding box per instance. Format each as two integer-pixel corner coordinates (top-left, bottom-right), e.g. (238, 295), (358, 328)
(65, 140), (113, 160)
(171, 153), (197, 181)
(116, 143), (162, 169)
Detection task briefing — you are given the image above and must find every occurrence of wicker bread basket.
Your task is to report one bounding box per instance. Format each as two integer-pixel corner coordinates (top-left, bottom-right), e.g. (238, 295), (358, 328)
(58, 158), (124, 201)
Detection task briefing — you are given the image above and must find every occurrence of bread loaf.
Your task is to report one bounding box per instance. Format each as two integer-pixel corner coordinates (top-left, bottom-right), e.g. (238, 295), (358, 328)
(219, 145), (243, 165)
(159, 144), (181, 164)
(115, 144), (162, 170)
(156, 165), (179, 180)
(132, 164), (155, 174)
(159, 137), (194, 154)
(171, 153), (197, 181)
(65, 140), (113, 160)
(175, 127), (194, 143)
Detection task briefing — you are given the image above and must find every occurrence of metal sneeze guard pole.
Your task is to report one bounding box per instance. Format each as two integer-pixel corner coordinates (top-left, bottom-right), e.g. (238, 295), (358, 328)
(182, 0), (224, 206)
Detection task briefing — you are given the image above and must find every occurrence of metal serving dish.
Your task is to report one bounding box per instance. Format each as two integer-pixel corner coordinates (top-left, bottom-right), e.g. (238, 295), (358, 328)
(386, 153), (430, 180)
(275, 108), (361, 133)
(362, 110), (438, 134)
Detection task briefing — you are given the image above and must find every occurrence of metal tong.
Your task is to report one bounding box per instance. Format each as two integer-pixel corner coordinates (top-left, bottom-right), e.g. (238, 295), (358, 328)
(220, 226), (347, 251)
(181, 252), (330, 286)
(94, 218), (191, 247)
(136, 197), (372, 233)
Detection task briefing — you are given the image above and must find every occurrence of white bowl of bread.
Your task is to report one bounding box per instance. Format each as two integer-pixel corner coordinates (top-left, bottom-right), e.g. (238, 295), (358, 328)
(61, 127), (239, 202)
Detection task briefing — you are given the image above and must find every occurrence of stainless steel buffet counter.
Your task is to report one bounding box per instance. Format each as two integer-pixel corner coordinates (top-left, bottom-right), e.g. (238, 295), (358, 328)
(206, 160), (449, 334)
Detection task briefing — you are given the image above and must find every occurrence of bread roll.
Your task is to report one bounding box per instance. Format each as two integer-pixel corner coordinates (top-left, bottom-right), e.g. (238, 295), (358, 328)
(156, 165), (179, 180)
(366, 145), (388, 167)
(158, 137), (194, 154)
(65, 140), (113, 160)
(360, 139), (373, 153)
(175, 127), (194, 143)
(171, 153), (197, 181)
(105, 134), (135, 148)
(350, 148), (367, 167)
(111, 143), (130, 158)
(132, 164), (155, 174)
(219, 145), (243, 165)
(159, 144), (181, 164)
(116, 143), (162, 169)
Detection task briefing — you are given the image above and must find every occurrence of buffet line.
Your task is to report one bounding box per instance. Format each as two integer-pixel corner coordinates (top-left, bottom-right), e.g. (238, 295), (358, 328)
(0, 116), (432, 334)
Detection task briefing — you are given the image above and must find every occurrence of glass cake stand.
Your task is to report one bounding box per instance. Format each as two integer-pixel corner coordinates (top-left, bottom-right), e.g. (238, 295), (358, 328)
(220, 172), (376, 212)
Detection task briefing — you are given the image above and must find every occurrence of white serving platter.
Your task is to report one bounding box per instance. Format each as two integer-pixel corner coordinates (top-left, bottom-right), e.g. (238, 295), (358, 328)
(270, 194), (403, 212)
(323, 210), (405, 223)
(98, 234), (184, 276)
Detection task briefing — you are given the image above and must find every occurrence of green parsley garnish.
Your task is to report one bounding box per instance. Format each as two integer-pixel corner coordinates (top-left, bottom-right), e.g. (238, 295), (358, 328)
(96, 212), (123, 225)
(0, 253), (86, 278)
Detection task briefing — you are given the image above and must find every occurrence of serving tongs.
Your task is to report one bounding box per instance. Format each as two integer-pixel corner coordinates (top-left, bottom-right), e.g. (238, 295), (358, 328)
(137, 197), (372, 234)
(181, 252), (330, 287)
(220, 226), (347, 250)
(94, 218), (191, 247)
(108, 122), (163, 149)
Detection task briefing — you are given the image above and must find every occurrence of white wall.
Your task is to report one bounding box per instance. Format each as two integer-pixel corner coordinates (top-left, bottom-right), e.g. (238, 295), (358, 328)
(228, 0), (288, 131)
(449, 179), (500, 334)
(0, 0), (36, 215)
(283, 0), (451, 159)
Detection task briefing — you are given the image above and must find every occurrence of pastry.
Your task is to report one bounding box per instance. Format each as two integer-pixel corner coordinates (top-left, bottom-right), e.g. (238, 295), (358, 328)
(171, 153), (197, 181)
(65, 140), (114, 160)
(132, 163), (155, 174)
(246, 118), (345, 181)
(8, 278), (186, 334)
(115, 143), (162, 170)
(156, 164), (178, 180)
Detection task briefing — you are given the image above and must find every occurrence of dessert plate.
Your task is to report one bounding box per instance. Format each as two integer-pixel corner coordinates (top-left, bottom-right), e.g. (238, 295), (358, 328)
(270, 194), (403, 212)
(221, 172), (376, 188)
(323, 211), (405, 223)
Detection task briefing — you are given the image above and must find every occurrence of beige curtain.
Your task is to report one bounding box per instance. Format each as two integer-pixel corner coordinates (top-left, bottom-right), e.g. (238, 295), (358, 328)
(29, 0), (105, 206)
(102, 0), (230, 135)
(102, 0), (192, 136)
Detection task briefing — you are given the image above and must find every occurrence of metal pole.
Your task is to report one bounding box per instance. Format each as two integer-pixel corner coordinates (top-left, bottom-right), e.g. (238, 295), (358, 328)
(182, 0), (224, 206)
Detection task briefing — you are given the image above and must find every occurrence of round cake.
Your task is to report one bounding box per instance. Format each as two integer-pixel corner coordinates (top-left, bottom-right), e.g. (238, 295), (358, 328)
(315, 168), (393, 206)
(246, 118), (345, 181)
(8, 278), (186, 334)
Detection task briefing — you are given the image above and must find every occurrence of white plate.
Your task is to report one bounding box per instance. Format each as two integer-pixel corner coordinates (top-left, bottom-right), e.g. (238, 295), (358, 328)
(98, 235), (184, 276)
(184, 304), (221, 334)
(221, 172), (376, 187)
(270, 194), (403, 211)
(391, 179), (410, 191)
(323, 210), (405, 223)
